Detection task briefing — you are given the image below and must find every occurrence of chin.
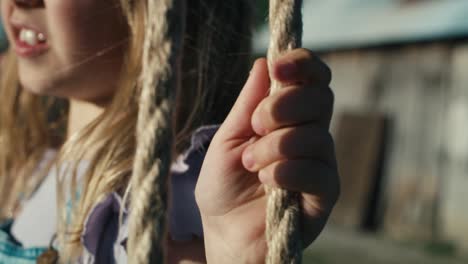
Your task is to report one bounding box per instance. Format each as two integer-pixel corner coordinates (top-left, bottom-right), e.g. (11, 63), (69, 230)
(18, 68), (112, 104)
(17, 63), (76, 99)
(16, 58), (58, 95)
(18, 70), (56, 96)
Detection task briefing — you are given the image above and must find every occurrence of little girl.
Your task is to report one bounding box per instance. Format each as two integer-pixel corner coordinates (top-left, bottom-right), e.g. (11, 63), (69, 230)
(0, 0), (339, 263)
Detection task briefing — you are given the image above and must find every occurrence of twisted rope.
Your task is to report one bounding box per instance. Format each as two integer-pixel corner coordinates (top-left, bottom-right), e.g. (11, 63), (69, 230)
(128, 0), (302, 263)
(127, 0), (186, 263)
(266, 0), (304, 263)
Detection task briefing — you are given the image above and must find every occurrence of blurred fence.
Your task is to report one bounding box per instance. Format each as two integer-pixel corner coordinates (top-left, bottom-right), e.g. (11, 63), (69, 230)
(325, 42), (468, 254)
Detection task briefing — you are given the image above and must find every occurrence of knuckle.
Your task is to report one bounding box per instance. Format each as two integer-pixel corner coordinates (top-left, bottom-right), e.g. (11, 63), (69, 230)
(298, 48), (315, 60)
(194, 186), (203, 207)
(324, 130), (334, 146)
(319, 131), (336, 162)
(272, 161), (289, 187)
(315, 130), (330, 150)
(330, 174), (341, 204)
(297, 49), (331, 85)
(321, 63), (332, 84)
(323, 87), (335, 109)
(301, 126), (333, 158)
(335, 180), (341, 201)
(309, 127), (330, 151)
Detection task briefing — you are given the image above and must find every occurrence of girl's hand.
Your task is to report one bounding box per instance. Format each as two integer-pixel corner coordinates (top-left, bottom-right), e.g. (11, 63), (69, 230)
(195, 49), (339, 263)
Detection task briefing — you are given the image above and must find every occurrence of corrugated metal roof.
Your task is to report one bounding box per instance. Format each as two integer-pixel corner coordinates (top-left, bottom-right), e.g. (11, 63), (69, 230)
(254, 0), (468, 52)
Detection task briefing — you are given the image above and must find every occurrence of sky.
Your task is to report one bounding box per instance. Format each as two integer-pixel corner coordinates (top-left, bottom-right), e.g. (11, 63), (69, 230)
(254, 0), (468, 52)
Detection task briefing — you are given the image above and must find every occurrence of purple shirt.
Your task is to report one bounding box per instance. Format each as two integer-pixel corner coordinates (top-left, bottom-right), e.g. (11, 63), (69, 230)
(11, 125), (218, 264)
(81, 125), (218, 263)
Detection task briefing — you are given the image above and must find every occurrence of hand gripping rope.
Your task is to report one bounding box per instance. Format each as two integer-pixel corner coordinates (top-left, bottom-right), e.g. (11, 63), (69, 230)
(128, 0), (303, 263)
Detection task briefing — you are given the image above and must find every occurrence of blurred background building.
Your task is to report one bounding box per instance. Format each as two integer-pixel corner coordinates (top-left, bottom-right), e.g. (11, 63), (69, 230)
(254, 0), (468, 263)
(1, 0), (466, 263)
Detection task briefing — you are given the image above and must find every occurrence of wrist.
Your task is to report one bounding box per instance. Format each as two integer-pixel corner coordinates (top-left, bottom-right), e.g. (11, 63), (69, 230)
(202, 216), (264, 264)
(201, 216), (238, 263)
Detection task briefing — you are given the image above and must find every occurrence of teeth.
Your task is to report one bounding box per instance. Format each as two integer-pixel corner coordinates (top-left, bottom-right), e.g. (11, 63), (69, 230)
(19, 29), (37, 45)
(19, 28), (46, 46)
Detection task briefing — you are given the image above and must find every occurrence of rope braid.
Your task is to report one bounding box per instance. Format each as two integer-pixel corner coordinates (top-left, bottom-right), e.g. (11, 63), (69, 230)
(266, 0), (304, 263)
(128, 0), (302, 263)
(127, 0), (186, 263)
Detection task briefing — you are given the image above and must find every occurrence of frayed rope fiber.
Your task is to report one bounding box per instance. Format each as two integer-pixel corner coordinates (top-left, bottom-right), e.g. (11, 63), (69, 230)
(266, 0), (304, 263)
(127, 0), (186, 263)
(128, 0), (303, 263)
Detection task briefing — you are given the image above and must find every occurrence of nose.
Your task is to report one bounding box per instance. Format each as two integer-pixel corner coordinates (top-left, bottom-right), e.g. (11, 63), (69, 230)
(14, 0), (44, 8)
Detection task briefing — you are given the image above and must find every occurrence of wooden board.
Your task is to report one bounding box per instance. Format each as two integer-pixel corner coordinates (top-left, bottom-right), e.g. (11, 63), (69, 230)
(440, 44), (468, 251)
(329, 112), (387, 229)
(318, 42), (468, 255)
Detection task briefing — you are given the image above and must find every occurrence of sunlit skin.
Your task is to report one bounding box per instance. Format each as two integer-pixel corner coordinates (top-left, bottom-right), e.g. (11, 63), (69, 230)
(196, 51), (340, 263)
(1, 0), (339, 263)
(1, 0), (128, 104)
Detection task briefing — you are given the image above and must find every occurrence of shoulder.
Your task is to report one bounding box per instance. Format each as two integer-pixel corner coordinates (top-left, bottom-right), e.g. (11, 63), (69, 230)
(80, 125), (219, 263)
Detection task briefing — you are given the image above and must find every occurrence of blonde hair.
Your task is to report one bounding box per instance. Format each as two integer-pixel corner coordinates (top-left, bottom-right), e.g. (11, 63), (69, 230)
(0, 0), (252, 260)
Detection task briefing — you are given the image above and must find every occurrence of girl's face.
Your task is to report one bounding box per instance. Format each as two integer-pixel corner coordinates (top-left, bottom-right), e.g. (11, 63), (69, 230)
(1, 0), (128, 103)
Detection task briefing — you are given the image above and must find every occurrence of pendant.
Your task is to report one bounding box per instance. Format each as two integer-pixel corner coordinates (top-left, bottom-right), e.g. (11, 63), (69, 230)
(36, 248), (59, 264)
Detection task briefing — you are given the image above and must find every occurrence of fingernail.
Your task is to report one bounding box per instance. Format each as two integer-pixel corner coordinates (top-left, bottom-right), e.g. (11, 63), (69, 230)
(277, 62), (297, 80)
(242, 147), (255, 170)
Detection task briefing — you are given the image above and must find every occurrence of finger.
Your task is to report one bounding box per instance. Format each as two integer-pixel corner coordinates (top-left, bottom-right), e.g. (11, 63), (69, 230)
(252, 85), (334, 135)
(216, 58), (270, 141)
(258, 159), (339, 200)
(242, 125), (335, 172)
(273, 48), (332, 86)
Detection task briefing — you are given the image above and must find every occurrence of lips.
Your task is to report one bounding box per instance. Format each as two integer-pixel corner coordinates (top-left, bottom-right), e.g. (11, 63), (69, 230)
(10, 20), (49, 58)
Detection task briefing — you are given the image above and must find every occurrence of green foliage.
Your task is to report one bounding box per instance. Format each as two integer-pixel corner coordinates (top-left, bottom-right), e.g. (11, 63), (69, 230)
(423, 241), (457, 257)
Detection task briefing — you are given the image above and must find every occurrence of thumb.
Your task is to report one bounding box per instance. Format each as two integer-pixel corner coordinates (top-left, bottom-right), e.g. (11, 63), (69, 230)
(217, 58), (270, 141)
